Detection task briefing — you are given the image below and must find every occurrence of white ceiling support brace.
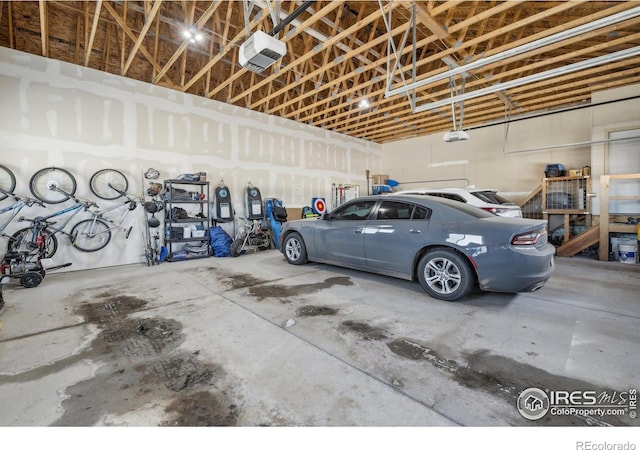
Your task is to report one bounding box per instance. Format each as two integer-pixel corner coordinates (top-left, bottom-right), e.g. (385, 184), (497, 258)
(265, 0), (281, 30)
(441, 55), (468, 131)
(449, 74), (466, 131)
(385, 5), (640, 99)
(379, 0), (417, 109)
(243, 0), (256, 37)
(415, 45), (640, 113)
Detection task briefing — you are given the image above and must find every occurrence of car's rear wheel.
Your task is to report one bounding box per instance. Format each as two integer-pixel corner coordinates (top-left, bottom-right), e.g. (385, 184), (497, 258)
(417, 249), (473, 301)
(283, 232), (308, 265)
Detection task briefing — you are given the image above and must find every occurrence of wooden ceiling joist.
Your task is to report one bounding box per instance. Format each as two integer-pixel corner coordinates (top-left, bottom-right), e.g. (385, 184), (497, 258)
(84, 0), (102, 66)
(122, 0), (162, 76)
(153, 0), (220, 86)
(38, 0), (47, 57)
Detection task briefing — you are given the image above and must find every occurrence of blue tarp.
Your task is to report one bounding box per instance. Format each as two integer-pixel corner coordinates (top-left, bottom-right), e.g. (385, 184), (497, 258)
(209, 226), (233, 257)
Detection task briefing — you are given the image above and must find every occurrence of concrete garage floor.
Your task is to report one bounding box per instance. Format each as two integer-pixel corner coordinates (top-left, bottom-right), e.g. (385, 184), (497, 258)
(0, 250), (639, 427)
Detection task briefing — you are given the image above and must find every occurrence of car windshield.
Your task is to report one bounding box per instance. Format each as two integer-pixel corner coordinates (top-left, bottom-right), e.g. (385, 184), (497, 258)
(471, 191), (515, 205)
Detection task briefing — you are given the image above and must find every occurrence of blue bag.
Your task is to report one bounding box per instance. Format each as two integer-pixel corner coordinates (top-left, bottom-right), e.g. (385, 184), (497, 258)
(209, 226), (233, 257)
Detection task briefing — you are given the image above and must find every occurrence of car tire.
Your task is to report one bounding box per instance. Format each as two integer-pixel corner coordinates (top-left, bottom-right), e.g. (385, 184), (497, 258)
(283, 232), (308, 265)
(417, 249), (473, 301)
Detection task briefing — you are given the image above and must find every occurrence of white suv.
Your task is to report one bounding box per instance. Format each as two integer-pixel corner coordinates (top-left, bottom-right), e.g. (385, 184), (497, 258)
(393, 188), (523, 218)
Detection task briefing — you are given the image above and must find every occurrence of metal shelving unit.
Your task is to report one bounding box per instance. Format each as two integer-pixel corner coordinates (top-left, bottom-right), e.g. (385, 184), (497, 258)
(163, 178), (211, 261)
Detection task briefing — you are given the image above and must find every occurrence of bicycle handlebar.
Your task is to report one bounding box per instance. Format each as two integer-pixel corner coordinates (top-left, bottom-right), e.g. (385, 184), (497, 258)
(24, 198), (46, 207)
(56, 189), (97, 210)
(106, 183), (142, 204)
(71, 195), (98, 210)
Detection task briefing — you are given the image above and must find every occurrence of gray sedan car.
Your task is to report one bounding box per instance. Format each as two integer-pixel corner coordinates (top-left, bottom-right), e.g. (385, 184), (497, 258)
(280, 194), (555, 301)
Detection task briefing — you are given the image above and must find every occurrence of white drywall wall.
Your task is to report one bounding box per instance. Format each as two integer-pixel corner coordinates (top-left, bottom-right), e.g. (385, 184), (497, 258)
(0, 47), (381, 272)
(381, 108), (593, 204)
(381, 83), (640, 208)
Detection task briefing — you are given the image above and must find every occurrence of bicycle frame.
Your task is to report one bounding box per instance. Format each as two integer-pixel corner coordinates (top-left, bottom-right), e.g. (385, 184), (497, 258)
(22, 201), (87, 241)
(0, 190), (44, 239)
(0, 200), (27, 236)
(82, 198), (139, 237)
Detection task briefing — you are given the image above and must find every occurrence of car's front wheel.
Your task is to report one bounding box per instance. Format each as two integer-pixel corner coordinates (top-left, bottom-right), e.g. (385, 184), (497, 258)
(283, 232), (308, 265)
(417, 249), (473, 301)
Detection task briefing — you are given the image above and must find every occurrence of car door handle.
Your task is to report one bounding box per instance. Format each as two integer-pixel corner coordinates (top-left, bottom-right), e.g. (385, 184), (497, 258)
(409, 229), (421, 233)
(354, 228), (364, 234)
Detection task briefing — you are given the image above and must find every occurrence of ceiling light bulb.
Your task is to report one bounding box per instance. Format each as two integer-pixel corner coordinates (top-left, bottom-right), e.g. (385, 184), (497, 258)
(359, 99), (370, 109)
(183, 30), (192, 39)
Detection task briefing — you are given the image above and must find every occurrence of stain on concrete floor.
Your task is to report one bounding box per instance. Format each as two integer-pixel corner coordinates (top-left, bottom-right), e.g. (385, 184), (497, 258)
(296, 305), (339, 317)
(249, 276), (352, 301)
(163, 391), (238, 426)
(338, 318), (631, 427)
(339, 320), (389, 341)
(52, 291), (238, 426)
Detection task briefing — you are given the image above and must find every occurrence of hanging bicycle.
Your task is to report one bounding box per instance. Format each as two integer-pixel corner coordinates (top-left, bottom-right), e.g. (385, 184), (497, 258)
(9, 166), (143, 256)
(69, 183), (142, 252)
(8, 190), (98, 257)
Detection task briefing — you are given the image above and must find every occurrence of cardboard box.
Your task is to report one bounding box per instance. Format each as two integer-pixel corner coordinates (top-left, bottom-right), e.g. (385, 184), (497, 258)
(371, 174), (389, 184)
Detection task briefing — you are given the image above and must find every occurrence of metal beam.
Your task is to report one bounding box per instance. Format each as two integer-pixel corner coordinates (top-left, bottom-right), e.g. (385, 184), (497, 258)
(414, 46), (640, 113)
(386, 4), (640, 98)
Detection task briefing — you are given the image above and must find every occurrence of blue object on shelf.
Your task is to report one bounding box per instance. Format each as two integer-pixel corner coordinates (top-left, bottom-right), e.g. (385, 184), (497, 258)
(372, 184), (391, 195)
(387, 179), (400, 187)
(544, 163), (565, 177)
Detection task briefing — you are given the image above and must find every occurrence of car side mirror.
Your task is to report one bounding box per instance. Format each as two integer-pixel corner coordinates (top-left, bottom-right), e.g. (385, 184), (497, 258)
(322, 213), (332, 221)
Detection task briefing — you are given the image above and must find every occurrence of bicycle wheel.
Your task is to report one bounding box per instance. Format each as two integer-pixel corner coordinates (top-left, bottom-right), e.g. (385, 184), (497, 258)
(9, 227), (59, 258)
(0, 165), (16, 200)
(89, 169), (129, 200)
(30, 167), (77, 204)
(70, 218), (112, 252)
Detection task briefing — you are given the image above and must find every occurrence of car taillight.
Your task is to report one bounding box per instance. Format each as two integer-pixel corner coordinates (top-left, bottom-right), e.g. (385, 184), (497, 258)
(512, 229), (545, 245)
(481, 207), (507, 215)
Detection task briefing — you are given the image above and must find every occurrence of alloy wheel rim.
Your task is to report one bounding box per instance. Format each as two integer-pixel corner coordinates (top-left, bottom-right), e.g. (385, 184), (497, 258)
(425, 257), (461, 294)
(286, 239), (301, 260)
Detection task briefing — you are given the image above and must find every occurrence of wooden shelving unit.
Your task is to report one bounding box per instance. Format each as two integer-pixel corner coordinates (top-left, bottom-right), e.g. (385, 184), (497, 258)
(598, 173), (640, 261)
(542, 175), (592, 245)
(519, 184), (543, 220)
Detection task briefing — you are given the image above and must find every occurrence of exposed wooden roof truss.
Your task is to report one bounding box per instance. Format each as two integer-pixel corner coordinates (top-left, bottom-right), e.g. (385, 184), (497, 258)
(1, 1), (639, 143)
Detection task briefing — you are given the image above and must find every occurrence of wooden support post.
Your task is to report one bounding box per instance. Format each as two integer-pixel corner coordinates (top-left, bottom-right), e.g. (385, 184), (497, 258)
(599, 175), (610, 261)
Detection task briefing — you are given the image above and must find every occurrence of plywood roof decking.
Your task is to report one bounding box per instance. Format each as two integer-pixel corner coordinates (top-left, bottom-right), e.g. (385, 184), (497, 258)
(1, 1), (639, 144)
